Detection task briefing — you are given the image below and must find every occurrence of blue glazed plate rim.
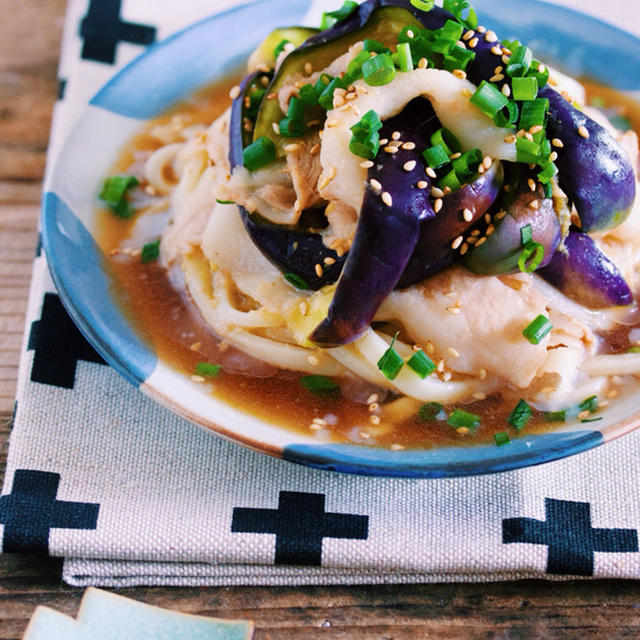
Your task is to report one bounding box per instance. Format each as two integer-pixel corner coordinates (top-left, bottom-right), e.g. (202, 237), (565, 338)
(42, 0), (640, 478)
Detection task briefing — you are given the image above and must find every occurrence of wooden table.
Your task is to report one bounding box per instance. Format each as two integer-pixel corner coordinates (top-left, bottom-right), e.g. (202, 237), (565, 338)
(2, 1), (640, 637)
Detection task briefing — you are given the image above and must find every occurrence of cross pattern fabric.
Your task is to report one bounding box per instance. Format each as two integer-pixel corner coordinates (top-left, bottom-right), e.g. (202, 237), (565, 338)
(3, 0), (640, 587)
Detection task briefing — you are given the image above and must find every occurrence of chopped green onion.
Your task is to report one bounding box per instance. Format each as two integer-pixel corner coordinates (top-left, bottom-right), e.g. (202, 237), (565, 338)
(440, 19), (464, 41)
(298, 84), (319, 106)
(443, 0), (478, 29)
(320, 0), (358, 30)
(442, 44), (476, 72)
(537, 161), (558, 184)
(362, 53), (397, 87)
(579, 395), (599, 414)
(351, 109), (383, 136)
(407, 350), (436, 379)
(470, 81), (509, 118)
(195, 362), (221, 377)
(447, 408), (481, 431)
(544, 410), (567, 422)
(314, 73), (332, 94)
(506, 44), (533, 77)
(393, 42), (414, 73)
(438, 169), (462, 192)
(431, 128), (461, 155)
(518, 241), (545, 274)
(512, 76), (539, 101)
(377, 333), (405, 381)
(523, 314), (553, 345)
(286, 96), (305, 121)
(279, 117), (305, 138)
(527, 60), (549, 88)
(515, 137), (541, 164)
(345, 50), (371, 82)
(520, 224), (533, 246)
(581, 417), (603, 423)
(141, 239), (160, 264)
(519, 98), (549, 130)
(431, 36), (456, 55)
(350, 130), (380, 160)
(508, 399), (532, 431)
(422, 143), (451, 169)
(300, 375), (340, 395)
(243, 136), (276, 171)
(493, 101), (519, 128)
(494, 432), (511, 446)
(273, 39), (291, 59)
(543, 182), (553, 199)
(364, 39), (390, 54)
(451, 148), (482, 179)
(99, 175), (139, 219)
(539, 138), (552, 161)
(318, 76), (347, 110)
(628, 346), (640, 353)
(418, 402), (444, 421)
(410, 0), (435, 11)
(216, 198), (235, 205)
(284, 273), (310, 289)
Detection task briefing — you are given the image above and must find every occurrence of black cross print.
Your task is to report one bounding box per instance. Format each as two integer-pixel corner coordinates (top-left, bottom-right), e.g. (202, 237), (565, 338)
(79, 0), (156, 65)
(232, 491), (369, 565)
(503, 498), (638, 576)
(0, 470), (99, 554)
(28, 293), (106, 389)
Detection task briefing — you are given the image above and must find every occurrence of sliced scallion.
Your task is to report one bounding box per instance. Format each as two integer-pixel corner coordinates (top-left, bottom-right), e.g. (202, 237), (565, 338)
(320, 0), (358, 30)
(345, 50), (371, 83)
(423, 143), (451, 169)
(527, 60), (549, 88)
(99, 175), (139, 219)
(579, 395), (599, 414)
(515, 137), (541, 164)
(364, 39), (390, 54)
(407, 350), (436, 379)
(520, 224), (533, 246)
(273, 39), (291, 59)
(195, 362), (221, 377)
(519, 98), (549, 130)
(518, 241), (545, 274)
(537, 161), (558, 184)
(377, 333), (405, 381)
(442, 45), (476, 72)
(508, 399), (532, 431)
(447, 409), (481, 431)
(141, 239), (160, 264)
(451, 148), (482, 179)
(284, 273), (310, 289)
(279, 117), (305, 138)
(493, 101), (519, 128)
(494, 432), (511, 446)
(298, 84), (319, 106)
(393, 42), (414, 73)
(506, 44), (533, 77)
(410, 0), (435, 11)
(431, 128), (461, 155)
(438, 169), (462, 192)
(215, 198), (235, 205)
(243, 136), (276, 171)
(470, 81), (509, 118)
(300, 375), (340, 395)
(318, 76), (347, 110)
(362, 53), (397, 86)
(512, 76), (538, 101)
(523, 314), (553, 345)
(443, 0), (478, 29)
(418, 402), (444, 421)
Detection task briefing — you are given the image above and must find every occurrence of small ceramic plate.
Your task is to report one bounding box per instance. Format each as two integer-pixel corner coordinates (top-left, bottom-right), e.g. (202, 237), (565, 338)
(43, 0), (640, 478)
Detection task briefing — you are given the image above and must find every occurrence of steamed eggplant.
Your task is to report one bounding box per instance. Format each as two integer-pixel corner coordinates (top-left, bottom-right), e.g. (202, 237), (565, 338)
(538, 232), (633, 308)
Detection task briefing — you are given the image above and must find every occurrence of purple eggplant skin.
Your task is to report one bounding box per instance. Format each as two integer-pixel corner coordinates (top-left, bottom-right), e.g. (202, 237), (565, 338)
(463, 166), (563, 275)
(310, 99), (438, 348)
(538, 232), (633, 309)
(539, 86), (636, 233)
(397, 161), (503, 288)
(230, 72), (345, 290)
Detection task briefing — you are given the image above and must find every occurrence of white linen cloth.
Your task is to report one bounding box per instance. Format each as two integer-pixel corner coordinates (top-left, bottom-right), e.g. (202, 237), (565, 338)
(3, 0), (640, 587)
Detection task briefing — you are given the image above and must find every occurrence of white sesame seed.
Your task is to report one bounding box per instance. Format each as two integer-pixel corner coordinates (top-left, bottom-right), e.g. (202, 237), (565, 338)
(299, 301), (308, 315)
(462, 208), (473, 222)
(475, 237), (487, 247)
(434, 198), (443, 213)
(309, 423), (322, 431)
(490, 73), (505, 82)
(366, 394), (379, 405)
(392, 131), (401, 141)
(324, 256), (336, 266)
(307, 355), (320, 366)
(607, 389), (619, 399)
(390, 444), (405, 451)
(272, 122), (280, 135)
(504, 134), (516, 144)
(379, 138), (389, 146)
(477, 25), (487, 33)
(417, 181), (428, 189)
(483, 156), (492, 169)
(305, 62), (313, 75)
(530, 199), (540, 210)
(431, 186), (445, 198)
(484, 213), (492, 224)
(369, 402), (380, 413)
(528, 178), (536, 192)
(384, 146), (399, 154)
(315, 264), (323, 277)
(463, 29), (474, 41)
(229, 85), (241, 99)
(404, 160), (417, 172)
(453, 69), (467, 80)
(485, 30), (498, 43)
(451, 235), (464, 250)
(485, 224), (495, 236)
(418, 57), (428, 69)
(190, 341), (202, 352)
(402, 141), (416, 150)
(191, 375), (206, 383)
(448, 347), (460, 358)
(552, 138), (564, 148)
(502, 54), (510, 64)
(369, 415), (381, 426)
(460, 243), (469, 256)
(468, 37), (479, 48)
(360, 160), (374, 169)
(473, 392), (487, 400)
(370, 178), (382, 193)
(578, 125), (590, 139)
(407, 29), (415, 38)
(550, 151), (558, 162)
(426, 167), (437, 178)
(382, 191), (393, 207)
(501, 84), (511, 98)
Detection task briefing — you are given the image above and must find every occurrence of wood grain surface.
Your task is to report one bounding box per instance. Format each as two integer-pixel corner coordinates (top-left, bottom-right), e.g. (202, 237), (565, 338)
(1, 1), (640, 638)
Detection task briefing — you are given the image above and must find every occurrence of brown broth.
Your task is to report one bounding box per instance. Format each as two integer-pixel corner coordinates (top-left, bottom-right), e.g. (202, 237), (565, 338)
(96, 77), (640, 451)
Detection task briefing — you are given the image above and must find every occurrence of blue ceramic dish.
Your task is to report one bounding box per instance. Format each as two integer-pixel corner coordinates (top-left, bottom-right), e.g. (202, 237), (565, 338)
(42, 0), (640, 478)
